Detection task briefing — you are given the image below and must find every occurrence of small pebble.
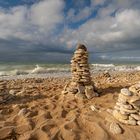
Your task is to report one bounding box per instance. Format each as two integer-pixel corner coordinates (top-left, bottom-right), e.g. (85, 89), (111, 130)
(121, 88), (132, 96)
(18, 108), (28, 116)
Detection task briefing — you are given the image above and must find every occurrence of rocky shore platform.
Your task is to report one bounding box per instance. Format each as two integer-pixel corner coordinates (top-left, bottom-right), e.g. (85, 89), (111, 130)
(0, 71), (140, 140)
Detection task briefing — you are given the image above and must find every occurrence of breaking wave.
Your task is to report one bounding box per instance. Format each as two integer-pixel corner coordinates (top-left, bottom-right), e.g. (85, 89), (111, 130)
(91, 64), (140, 72)
(0, 64), (140, 76)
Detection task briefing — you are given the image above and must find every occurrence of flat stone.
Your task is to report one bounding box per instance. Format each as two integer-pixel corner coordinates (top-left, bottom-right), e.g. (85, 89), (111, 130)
(129, 86), (138, 94)
(113, 110), (128, 120)
(129, 116), (135, 121)
(16, 90), (25, 96)
(85, 86), (96, 99)
(79, 64), (89, 67)
(121, 88), (132, 96)
(77, 85), (85, 94)
(135, 83), (140, 87)
(129, 96), (140, 104)
(114, 105), (120, 111)
(118, 119), (137, 125)
(118, 94), (130, 103)
(120, 106), (137, 114)
(62, 90), (68, 94)
(74, 50), (86, 54)
(116, 102), (133, 110)
(118, 98), (127, 104)
(90, 105), (99, 112)
(137, 121), (140, 125)
(132, 100), (140, 107)
(109, 122), (123, 134)
(130, 114), (140, 121)
(70, 82), (78, 86)
(75, 93), (86, 99)
(120, 110), (130, 115)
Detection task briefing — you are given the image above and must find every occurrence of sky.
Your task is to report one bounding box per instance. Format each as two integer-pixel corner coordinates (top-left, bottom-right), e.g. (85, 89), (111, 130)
(0, 0), (140, 63)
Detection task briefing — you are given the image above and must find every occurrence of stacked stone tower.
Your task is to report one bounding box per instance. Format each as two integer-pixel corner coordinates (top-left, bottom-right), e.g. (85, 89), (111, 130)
(62, 44), (98, 99)
(113, 83), (140, 125)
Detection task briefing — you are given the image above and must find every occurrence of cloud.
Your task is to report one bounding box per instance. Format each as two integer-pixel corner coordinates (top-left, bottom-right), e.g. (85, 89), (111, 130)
(0, 0), (64, 44)
(60, 8), (140, 53)
(0, 0), (140, 62)
(91, 0), (105, 6)
(66, 6), (92, 23)
(97, 0), (139, 17)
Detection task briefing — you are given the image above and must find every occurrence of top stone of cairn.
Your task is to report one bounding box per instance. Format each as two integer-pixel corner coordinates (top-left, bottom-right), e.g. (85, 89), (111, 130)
(76, 44), (87, 51)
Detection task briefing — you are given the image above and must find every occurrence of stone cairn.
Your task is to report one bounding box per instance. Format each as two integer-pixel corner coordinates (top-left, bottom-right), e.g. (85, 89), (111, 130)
(62, 44), (98, 99)
(113, 82), (140, 125)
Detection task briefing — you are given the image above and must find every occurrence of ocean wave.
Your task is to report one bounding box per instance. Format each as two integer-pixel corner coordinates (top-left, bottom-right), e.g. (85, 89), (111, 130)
(0, 64), (140, 77)
(134, 66), (140, 71)
(30, 65), (46, 74)
(92, 64), (115, 67)
(30, 65), (70, 74)
(91, 64), (140, 72)
(10, 69), (29, 75)
(0, 71), (8, 76)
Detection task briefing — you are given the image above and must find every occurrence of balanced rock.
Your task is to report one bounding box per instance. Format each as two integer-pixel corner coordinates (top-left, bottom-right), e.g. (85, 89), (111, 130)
(112, 83), (140, 125)
(130, 114), (140, 121)
(62, 44), (98, 99)
(113, 110), (128, 120)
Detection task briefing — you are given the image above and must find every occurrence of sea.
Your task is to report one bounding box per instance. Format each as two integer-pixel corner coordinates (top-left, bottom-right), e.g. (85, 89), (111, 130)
(0, 62), (140, 78)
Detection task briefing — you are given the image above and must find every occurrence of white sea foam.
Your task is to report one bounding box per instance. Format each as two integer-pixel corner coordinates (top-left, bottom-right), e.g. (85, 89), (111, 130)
(91, 64), (140, 72)
(92, 64), (115, 67)
(10, 69), (29, 75)
(135, 66), (140, 71)
(0, 64), (140, 77)
(30, 65), (46, 74)
(30, 65), (70, 74)
(0, 71), (7, 76)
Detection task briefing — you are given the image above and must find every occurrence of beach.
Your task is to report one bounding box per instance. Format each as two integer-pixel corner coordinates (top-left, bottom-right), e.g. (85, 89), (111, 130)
(0, 70), (140, 140)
